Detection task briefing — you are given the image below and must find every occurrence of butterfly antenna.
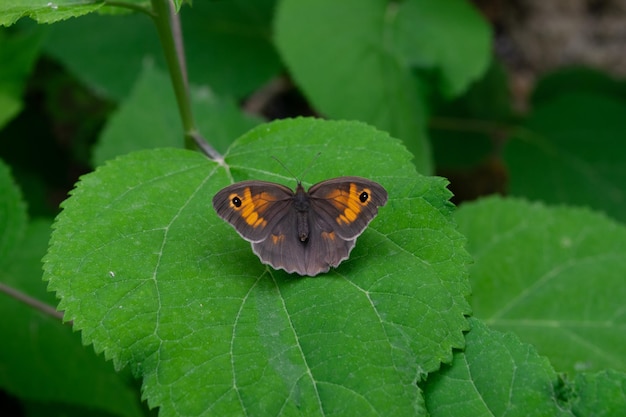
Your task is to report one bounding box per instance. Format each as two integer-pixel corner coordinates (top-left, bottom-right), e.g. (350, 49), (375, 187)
(300, 152), (321, 182)
(272, 152), (321, 184)
(271, 156), (299, 182)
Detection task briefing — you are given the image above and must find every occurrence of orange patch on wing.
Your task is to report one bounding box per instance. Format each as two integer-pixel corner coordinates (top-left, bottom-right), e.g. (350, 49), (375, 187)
(229, 188), (269, 228)
(271, 233), (285, 244)
(329, 184), (372, 226)
(321, 231), (336, 241)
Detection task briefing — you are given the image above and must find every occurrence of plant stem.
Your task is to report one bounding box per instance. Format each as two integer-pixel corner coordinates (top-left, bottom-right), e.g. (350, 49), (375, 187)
(150, 0), (220, 159)
(0, 283), (66, 323)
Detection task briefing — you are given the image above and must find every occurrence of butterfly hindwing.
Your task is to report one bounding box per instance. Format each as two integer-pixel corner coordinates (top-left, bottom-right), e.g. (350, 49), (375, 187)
(252, 206), (356, 276)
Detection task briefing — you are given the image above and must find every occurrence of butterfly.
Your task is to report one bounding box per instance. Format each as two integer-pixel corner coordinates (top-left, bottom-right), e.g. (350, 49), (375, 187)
(212, 177), (388, 276)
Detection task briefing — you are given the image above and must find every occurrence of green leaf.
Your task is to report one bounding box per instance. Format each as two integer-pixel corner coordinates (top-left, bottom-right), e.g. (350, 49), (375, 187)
(0, 158), (27, 270)
(93, 64), (262, 166)
(274, 0), (491, 174)
(532, 67), (626, 105)
(455, 197), (626, 374)
(181, 0), (282, 98)
(0, 0), (104, 26)
(392, 0), (492, 98)
(43, 12), (161, 100)
(44, 118), (471, 416)
(569, 370), (626, 417)
(424, 318), (573, 417)
(505, 92), (626, 222)
(0, 220), (144, 417)
(431, 59), (513, 169)
(0, 23), (45, 129)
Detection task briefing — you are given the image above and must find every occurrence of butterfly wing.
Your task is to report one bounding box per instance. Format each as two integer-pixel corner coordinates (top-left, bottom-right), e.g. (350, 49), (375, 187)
(212, 180), (294, 242)
(214, 177), (388, 277)
(308, 176), (388, 240)
(251, 207), (356, 276)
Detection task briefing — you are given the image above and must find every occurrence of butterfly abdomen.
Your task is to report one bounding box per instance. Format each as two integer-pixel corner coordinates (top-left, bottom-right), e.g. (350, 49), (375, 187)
(293, 185), (311, 242)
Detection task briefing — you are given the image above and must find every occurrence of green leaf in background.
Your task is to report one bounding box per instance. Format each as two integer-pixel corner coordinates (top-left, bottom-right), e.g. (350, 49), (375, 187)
(569, 370), (626, 417)
(531, 66), (626, 105)
(392, 0), (491, 98)
(274, 0), (491, 174)
(43, 1), (281, 101)
(0, 0), (103, 26)
(455, 197), (626, 374)
(0, 158), (27, 270)
(424, 318), (572, 417)
(0, 219), (144, 417)
(0, 23), (44, 129)
(505, 92), (626, 222)
(44, 11), (161, 100)
(181, 0), (282, 99)
(92, 64), (262, 166)
(431, 59), (512, 169)
(44, 118), (471, 416)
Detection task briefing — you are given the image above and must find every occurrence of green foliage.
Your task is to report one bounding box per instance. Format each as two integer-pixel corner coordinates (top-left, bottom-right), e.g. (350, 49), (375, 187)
(0, 0), (625, 416)
(0, 23), (43, 129)
(0, 169), (143, 416)
(505, 92), (626, 222)
(42, 1), (280, 101)
(0, 159), (26, 270)
(456, 197), (626, 374)
(568, 370), (626, 417)
(424, 318), (571, 417)
(274, 0), (491, 174)
(93, 64), (262, 165)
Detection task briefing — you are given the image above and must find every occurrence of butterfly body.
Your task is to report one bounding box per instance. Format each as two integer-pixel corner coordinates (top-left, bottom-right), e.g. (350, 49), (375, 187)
(213, 177), (388, 276)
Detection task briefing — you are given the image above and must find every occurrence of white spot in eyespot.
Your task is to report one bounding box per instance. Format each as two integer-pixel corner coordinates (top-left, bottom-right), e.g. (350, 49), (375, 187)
(47, 2), (58, 10)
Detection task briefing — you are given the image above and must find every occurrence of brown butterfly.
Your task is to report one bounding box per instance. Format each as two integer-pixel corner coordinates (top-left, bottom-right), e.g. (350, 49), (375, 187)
(212, 177), (388, 276)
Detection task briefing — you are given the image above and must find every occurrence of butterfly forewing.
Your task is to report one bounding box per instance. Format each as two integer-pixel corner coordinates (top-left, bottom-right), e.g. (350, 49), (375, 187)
(308, 177), (388, 240)
(212, 180), (294, 242)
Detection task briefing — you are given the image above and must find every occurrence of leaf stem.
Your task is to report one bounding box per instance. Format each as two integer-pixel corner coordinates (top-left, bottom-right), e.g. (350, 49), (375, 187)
(0, 282), (66, 323)
(149, 0), (220, 159)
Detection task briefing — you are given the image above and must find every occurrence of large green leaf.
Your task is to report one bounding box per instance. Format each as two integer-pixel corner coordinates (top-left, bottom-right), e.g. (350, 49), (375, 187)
(274, 0), (491, 174)
(455, 196), (626, 374)
(505, 92), (626, 222)
(0, 219), (145, 416)
(424, 318), (573, 417)
(44, 118), (471, 416)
